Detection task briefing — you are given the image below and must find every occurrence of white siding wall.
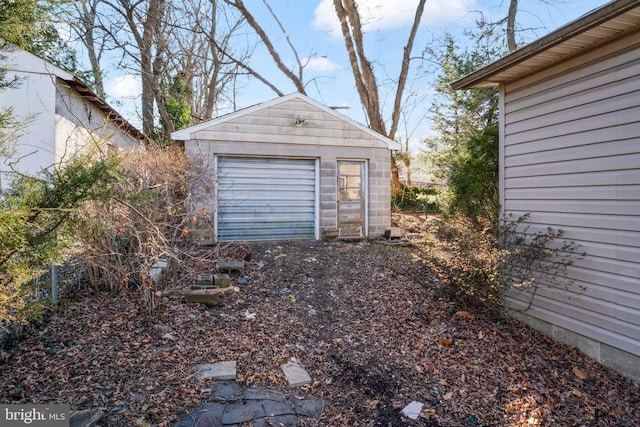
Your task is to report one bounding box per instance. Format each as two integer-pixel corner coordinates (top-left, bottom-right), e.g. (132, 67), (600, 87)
(0, 49), (57, 188)
(54, 80), (139, 165)
(1, 48), (141, 189)
(501, 31), (640, 379)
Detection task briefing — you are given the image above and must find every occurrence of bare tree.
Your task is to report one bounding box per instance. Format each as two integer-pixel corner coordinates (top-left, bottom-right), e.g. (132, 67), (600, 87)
(67, 0), (108, 97)
(507, 0), (518, 52)
(332, 0), (427, 193)
(64, 0), (255, 136)
(171, 0), (249, 121)
(223, 0), (306, 95)
(67, 0), (172, 136)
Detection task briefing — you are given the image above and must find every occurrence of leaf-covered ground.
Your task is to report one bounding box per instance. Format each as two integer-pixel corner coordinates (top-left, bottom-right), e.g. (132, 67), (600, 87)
(1, 216), (639, 426)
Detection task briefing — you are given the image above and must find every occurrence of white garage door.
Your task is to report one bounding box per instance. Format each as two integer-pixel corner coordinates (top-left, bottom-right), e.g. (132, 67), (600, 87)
(217, 157), (317, 241)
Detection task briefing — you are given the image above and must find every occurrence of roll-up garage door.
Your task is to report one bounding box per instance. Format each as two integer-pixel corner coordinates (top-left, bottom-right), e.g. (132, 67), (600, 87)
(217, 157), (317, 241)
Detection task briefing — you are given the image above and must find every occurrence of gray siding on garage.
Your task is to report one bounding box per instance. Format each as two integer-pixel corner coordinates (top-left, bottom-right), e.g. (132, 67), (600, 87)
(176, 94), (395, 241)
(217, 156), (317, 241)
(501, 30), (640, 364)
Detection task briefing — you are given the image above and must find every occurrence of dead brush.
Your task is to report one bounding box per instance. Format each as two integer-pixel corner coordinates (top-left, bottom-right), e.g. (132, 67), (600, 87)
(72, 145), (214, 314)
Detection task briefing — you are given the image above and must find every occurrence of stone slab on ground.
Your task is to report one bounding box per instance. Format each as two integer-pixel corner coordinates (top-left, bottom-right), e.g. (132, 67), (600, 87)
(213, 380), (244, 400)
(221, 401), (266, 424)
(173, 403), (226, 427)
(69, 409), (103, 427)
(280, 359), (312, 387)
(193, 361), (237, 381)
(172, 381), (325, 427)
(293, 398), (325, 417)
(244, 388), (287, 401)
(261, 400), (295, 417)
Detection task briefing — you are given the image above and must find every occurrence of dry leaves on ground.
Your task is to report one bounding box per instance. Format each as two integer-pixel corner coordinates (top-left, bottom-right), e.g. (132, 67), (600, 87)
(0, 223), (639, 426)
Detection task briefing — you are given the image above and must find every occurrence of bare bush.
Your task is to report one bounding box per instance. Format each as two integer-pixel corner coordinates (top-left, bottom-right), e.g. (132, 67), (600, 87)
(73, 146), (214, 314)
(405, 214), (582, 318)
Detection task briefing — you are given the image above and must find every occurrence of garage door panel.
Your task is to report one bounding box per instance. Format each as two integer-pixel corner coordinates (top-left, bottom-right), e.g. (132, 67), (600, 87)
(217, 157), (317, 241)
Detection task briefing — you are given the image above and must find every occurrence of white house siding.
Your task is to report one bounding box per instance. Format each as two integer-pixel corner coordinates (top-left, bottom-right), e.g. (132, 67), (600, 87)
(501, 30), (640, 380)
(0, 49), (58, 187)
(178, 94), (394, 242)
(54, 79), (139, 165)
(0, 48), (142, 189)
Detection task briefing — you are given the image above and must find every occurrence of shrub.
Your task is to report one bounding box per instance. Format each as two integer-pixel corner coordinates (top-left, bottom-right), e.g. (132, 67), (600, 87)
(0, 153), (118, 328)
(498, 213), (583, 311)
(444, 124), (499, 224)
(392, 184), (441, 213)
(415, 214), (581, 317)
(72, 145), (210, 314)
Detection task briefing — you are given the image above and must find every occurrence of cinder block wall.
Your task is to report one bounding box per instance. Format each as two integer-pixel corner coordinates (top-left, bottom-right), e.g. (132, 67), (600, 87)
(368, 149), (392, 237)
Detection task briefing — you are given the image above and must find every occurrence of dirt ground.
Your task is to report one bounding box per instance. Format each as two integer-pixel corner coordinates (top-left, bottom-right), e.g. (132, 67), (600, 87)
(1, 227), (639, 426)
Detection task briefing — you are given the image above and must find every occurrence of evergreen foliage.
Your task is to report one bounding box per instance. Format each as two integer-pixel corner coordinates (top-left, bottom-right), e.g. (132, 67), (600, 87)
(0, 154), (119, 326)
(444, 124), (499, 223)
(421, 33), (501, 181)
(0, 0), (81, 74)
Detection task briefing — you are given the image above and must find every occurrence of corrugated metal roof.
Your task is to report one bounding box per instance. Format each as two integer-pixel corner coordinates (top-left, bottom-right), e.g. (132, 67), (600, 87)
(452, 0), (640, 89)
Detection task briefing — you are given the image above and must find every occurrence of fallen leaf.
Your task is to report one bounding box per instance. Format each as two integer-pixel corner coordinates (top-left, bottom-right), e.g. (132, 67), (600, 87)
(570, 389), (583, 397)
(438, 338), (454, 346)
(367, 399), (380, 409)
(443, 391), (454, 400)
(572, 367), (588, 380)
(420, 408), (437, 418)
(455, 310), (475, 320)
(392, 401), (404, 410)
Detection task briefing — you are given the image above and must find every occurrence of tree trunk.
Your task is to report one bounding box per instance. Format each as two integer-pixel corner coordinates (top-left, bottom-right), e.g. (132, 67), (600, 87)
(333, 0), (425, 195)
(140, 0), (166, 136)
(333, 0), (384, 133)
(79, 0), (105, 98)
(507, 0), (518, 52)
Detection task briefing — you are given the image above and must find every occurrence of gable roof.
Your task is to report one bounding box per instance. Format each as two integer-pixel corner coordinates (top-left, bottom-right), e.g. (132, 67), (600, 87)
(452, 0), (640, 89)
(170, 92), (401, 151)
(3, 46), (149, 144)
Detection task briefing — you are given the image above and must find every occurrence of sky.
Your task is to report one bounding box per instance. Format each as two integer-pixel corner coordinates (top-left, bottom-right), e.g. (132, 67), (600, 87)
(100, 0), (611, 151)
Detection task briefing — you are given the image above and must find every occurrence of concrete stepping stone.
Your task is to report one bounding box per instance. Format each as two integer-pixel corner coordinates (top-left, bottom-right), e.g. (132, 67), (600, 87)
(213, 380), (244, 400)
(193, 361), (237, 381)
(280, 359), (312, 387)
(221, 401), (265, 424)
(294, 398), (325, 417)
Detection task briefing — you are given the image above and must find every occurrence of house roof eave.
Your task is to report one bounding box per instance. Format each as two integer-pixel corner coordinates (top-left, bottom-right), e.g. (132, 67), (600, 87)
(452, 0), (640, 90)
(60, 77), (151, 145)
